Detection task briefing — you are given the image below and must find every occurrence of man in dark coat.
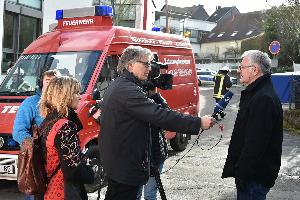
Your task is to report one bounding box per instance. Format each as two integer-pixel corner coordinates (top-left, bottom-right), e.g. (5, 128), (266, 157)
(222, 50), (283, 200)
(99, 46), (216, 200)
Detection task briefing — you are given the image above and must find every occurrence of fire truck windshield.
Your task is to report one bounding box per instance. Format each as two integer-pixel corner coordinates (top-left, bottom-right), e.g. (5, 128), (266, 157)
(0, 51), (101, 95)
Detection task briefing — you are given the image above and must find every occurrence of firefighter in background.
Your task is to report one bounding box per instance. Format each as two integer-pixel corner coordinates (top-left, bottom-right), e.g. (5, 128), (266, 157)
(213, 66), (232, 120)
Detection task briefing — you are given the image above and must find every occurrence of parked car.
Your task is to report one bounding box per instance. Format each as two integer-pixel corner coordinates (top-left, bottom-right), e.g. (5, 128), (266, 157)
(197, 69), (238, 86)
(230, 76), (238, 85)
(197, 70), (216, 85)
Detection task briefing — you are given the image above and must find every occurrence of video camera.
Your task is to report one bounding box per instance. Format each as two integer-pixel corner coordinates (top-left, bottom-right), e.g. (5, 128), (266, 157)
(142, 55), (173, 91)
(88, 89), (104, 118)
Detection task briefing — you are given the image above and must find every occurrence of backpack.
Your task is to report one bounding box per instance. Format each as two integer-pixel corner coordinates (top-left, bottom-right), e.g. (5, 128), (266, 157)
(17, 119), (67, 195)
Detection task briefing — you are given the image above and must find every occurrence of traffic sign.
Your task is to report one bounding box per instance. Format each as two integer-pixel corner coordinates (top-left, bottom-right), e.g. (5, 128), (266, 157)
(269, 41), (280, 55)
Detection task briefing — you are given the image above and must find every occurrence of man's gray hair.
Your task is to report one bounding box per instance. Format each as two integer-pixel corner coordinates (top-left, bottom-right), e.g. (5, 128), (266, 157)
(241, 50), (271, 74)
(117, 46), (152, 73)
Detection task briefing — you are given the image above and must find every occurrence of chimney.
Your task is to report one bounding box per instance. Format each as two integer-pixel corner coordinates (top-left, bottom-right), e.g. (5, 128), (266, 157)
(218, 6), (221, 10)
(231, 15), (235, 21)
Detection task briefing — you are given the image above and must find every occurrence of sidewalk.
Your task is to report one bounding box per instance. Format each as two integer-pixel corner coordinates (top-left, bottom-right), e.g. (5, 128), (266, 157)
(268, 130), (300, 199)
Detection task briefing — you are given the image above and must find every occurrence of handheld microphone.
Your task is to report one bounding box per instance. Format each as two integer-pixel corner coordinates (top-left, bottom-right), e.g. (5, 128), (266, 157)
(212, 91), (234, 119)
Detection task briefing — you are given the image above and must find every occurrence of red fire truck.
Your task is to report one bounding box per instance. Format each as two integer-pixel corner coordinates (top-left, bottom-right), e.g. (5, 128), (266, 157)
(0, 5), (200, 191)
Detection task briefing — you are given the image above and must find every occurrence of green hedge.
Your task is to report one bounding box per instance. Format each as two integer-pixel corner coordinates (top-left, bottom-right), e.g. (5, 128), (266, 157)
(283, 109), (300, 134)
(271, 66), (293, 73)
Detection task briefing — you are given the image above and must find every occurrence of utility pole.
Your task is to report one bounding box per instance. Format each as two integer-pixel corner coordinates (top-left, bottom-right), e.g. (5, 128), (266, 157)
(165, 0), (169, 33)
(143, 0), (148, 30)
(111, 0), (116, 24)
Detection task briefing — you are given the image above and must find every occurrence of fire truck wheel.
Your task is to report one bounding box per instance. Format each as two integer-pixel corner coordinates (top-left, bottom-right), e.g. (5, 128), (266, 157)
(84, 144), (107, 193)
(170, 132), (188, 151)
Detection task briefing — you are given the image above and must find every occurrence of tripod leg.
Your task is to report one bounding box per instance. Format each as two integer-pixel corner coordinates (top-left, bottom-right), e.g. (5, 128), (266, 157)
(153, 168), (167, 200)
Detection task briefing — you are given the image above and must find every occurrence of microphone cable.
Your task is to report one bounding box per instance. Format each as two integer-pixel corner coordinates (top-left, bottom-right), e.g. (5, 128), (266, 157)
(197, 121), (224, 150)
(161, 121), (224, 175)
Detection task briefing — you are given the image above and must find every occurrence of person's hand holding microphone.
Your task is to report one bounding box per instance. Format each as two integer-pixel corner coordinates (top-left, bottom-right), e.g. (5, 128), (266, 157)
(201, 91), (234, 130)
(200, 115), (216, 130)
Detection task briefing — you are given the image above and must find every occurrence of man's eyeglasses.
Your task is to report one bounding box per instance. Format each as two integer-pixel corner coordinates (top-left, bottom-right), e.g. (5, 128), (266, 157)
(137, 61), (151, 68)
(238, 65), (254, 71)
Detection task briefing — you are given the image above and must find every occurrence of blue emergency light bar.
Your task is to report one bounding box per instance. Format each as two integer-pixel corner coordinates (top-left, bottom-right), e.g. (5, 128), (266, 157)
(151, 27), (161, 32)
(56, 9), (63, 20)
(95, 5), (113, 16)
(55, 5), (113, 20)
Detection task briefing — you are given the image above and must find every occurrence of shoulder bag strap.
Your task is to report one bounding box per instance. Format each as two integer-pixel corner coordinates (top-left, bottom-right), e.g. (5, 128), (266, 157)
(46, 119), (68, 184)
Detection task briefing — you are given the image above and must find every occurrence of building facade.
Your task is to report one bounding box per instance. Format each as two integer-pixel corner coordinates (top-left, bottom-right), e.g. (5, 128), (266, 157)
(0, 1), (4, 77)
(206, 6), (240, 25)
(200, 11), (263, 65)
(1, 0), (43, 75)
(155, 5), (216, 63)
(43, 0), (156, 33)
(1, 0), (156, 77)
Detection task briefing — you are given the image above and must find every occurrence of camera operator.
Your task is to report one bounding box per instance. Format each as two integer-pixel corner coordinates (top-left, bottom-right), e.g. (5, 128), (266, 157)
(136, 88), (169, 200)
(95, 46), (215, 200)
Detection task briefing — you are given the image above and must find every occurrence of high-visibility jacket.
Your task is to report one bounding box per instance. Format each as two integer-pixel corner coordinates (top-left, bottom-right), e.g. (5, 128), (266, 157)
(213, 71), (232, 99)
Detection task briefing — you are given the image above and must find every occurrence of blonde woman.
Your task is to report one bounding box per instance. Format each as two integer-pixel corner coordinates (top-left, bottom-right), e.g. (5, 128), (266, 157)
(39, 76), (94, 200)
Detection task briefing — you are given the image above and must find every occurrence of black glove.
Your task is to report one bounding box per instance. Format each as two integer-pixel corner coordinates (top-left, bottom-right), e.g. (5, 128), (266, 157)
(235, 178), (247, 191)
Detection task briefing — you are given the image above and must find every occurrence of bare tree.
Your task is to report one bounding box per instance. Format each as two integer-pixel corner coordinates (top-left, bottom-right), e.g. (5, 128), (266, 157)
(224, 47), (241, 58)
(93, 0), (141, 26)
